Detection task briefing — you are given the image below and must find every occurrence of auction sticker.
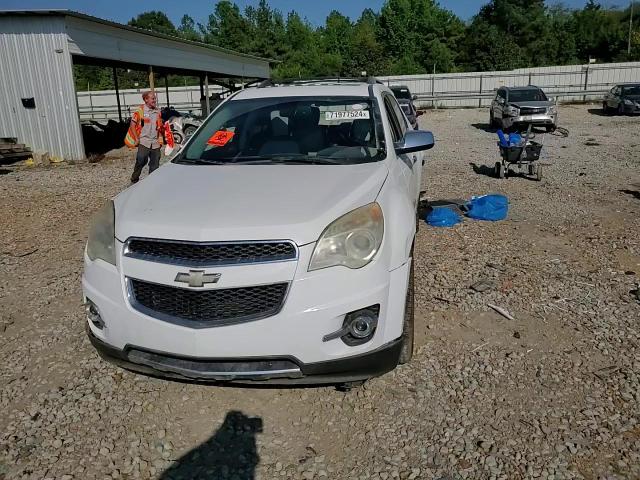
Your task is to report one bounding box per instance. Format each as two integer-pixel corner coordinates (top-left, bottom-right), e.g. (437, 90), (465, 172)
(207, 130), (235, 146)
(325, 110), (370, 121)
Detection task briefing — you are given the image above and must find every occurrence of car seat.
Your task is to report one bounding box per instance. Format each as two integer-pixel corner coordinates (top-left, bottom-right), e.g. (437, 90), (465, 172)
(290, 106), (324, 154)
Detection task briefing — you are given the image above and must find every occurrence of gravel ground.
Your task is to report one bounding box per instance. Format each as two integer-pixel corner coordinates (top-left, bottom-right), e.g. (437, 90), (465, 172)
(0, 104), (639, 480)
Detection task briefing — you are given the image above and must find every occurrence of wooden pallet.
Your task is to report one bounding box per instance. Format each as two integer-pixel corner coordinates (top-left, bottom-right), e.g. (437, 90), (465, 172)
(0, 138), (31, 161)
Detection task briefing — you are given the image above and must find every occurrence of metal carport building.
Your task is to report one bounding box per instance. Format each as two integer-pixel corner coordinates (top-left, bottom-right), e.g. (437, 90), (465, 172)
(0, 10), (271, 161)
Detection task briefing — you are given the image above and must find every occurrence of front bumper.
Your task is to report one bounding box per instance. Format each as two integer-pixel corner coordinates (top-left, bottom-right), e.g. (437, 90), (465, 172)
(86, 323), (402, 384)
(502, 113), (557, 128)
(82, 240), (411, 383)
(622, 103), (640, 114)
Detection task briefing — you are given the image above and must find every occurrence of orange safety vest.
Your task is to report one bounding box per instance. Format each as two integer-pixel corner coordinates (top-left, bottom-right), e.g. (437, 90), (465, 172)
(124, 105), (164, 149)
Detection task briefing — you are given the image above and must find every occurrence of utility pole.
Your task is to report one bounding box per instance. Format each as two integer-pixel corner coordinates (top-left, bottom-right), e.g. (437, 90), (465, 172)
(630, 0), (635, 56)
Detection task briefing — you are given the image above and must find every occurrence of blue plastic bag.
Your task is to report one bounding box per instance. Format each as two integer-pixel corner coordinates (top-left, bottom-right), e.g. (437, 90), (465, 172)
(466, 194), (509, 222)
(508, 133), (524, 146)
(426, 206), (462, 227)
(497, 130), (508, 146)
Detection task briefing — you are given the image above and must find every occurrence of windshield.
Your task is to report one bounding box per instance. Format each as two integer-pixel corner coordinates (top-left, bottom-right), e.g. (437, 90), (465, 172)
(391, 87), (412, 100)
(180, 96), (383, 165)
(508, 89), (548, 102)
(622, 86), (640, 96)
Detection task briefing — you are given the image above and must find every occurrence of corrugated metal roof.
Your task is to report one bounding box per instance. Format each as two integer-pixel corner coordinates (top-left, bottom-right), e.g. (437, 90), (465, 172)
(0, 9), (274, 64)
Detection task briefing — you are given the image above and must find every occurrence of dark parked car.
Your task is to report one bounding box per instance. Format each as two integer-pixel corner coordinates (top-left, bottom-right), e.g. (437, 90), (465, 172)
(391, 86), (421, 130)
(398, 99), (420, 130)
(603, 84), (640, 115)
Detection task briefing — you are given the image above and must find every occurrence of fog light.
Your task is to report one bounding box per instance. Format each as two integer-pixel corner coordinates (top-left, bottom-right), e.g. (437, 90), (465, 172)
(348, 311), (377, 339)
(85, 299), (105, 329)
(323, 305), (379, 346)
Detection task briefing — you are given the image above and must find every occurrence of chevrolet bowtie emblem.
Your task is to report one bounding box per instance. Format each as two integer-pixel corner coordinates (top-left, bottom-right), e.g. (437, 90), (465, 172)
(174, 270), (221, 288)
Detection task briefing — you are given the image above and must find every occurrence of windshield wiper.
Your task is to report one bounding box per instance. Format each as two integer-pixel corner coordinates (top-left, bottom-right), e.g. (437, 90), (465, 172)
(231, 155), (342, 165)
(175, 157), (226, 165)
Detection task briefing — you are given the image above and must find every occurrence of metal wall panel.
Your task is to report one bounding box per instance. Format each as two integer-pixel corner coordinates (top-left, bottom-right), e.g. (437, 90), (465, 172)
(0, 16), (84, 160)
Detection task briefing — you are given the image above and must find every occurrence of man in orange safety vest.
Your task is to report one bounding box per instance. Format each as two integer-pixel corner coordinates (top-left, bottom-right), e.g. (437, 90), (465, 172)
(125, 91), (164, 184)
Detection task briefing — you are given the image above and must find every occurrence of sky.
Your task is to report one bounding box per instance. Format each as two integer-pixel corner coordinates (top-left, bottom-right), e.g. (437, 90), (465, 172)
(0, 0), (624, 26)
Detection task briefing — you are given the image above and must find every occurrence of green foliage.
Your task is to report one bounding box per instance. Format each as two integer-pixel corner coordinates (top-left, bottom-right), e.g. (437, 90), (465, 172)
(74, 0), (640, 92)
(128, 11), (178, 36)
(178, 15), (201, 42)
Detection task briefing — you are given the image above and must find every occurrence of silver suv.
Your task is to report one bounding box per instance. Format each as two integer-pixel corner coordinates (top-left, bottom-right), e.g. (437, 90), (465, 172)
(490, 86), (557, 132)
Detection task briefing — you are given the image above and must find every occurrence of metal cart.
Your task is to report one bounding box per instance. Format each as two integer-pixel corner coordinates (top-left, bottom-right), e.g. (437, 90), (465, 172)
(495, 125), (544, 181)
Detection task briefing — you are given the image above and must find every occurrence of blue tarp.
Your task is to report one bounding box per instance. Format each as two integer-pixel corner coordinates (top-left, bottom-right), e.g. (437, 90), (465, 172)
(426, 206), (462, 227)
(466, 194), (509, 221)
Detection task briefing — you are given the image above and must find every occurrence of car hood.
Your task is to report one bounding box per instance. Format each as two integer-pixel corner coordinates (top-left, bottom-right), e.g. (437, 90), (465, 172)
(623, 95), (640, 101)
(114, 161), (389, 246)
(510, 100), (553, 108)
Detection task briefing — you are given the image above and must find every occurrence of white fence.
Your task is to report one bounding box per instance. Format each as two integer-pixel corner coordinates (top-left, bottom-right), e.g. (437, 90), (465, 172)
(77, 61), (640, 120)
(77, 85), (225, 121)
(380, 61), (640, 108)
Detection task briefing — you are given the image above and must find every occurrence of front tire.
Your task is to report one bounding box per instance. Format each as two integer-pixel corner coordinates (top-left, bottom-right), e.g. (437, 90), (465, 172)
(183, 125), (198, 138)
(398, 248), (415, 365)
(172, 131), (184, 145)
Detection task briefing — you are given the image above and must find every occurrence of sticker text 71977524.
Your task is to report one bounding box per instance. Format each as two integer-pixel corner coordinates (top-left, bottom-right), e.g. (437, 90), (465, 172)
(325, 110), (370, 121)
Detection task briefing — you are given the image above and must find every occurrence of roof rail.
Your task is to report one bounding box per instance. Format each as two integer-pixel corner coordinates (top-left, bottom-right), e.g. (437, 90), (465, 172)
(254, 76), (384, 88)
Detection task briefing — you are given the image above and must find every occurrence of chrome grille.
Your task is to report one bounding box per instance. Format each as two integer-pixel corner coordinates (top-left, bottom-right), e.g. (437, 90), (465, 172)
(519, 107), (547, 115)
(125, 239), (297, 266)
(129, 279), (288, 328)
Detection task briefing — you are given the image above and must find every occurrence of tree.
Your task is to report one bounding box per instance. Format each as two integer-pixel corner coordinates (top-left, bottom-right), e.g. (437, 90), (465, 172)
(274, 12), (320, 79)
(378, 0), (463, 73)
(346, 9), (386, 75)
(321, 11), (353, 65)
(178, 15), (201, 42)
(128, 11), (177, 36)
(244, 0), (288, 59)
(200, 1), (251, 52)
(573, 1), (627, 62)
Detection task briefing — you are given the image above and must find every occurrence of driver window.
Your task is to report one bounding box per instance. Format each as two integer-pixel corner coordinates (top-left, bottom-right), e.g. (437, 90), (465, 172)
(383, 96), (402, 143)
(389, 97), (408, 136)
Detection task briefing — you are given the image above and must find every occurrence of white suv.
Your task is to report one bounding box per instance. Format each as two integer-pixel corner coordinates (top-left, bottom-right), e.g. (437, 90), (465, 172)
(82, 78), (435, 387)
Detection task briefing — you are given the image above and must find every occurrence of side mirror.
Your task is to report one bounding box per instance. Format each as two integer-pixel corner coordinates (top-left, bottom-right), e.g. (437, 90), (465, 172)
(395, 130), (435, 155)
(412, 95), (418, 101)
(416, 110), (424, 117)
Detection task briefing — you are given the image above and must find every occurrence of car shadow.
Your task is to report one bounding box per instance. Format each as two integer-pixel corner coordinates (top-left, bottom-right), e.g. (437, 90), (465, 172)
(620, 189), (640, 200)
(469, 162), (540, 182)
(470, 123), (496, 133)
(418, 198), (469, 219)
(469, 162), (496, 178)
(587, 108), (609, 117)
(159, 411), (262, 480)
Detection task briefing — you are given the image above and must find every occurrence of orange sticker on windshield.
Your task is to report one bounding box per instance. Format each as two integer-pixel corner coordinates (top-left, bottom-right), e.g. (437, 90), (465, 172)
(207, 130), (235, 146)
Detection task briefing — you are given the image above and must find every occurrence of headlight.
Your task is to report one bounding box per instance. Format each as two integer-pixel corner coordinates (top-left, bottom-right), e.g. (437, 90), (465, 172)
(505, 106), (520, 117)
(309, 203), (384, 271)
(548, 105), (557, 114)
(87, 201), (116, 265)
(623, 99), (633, 106)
